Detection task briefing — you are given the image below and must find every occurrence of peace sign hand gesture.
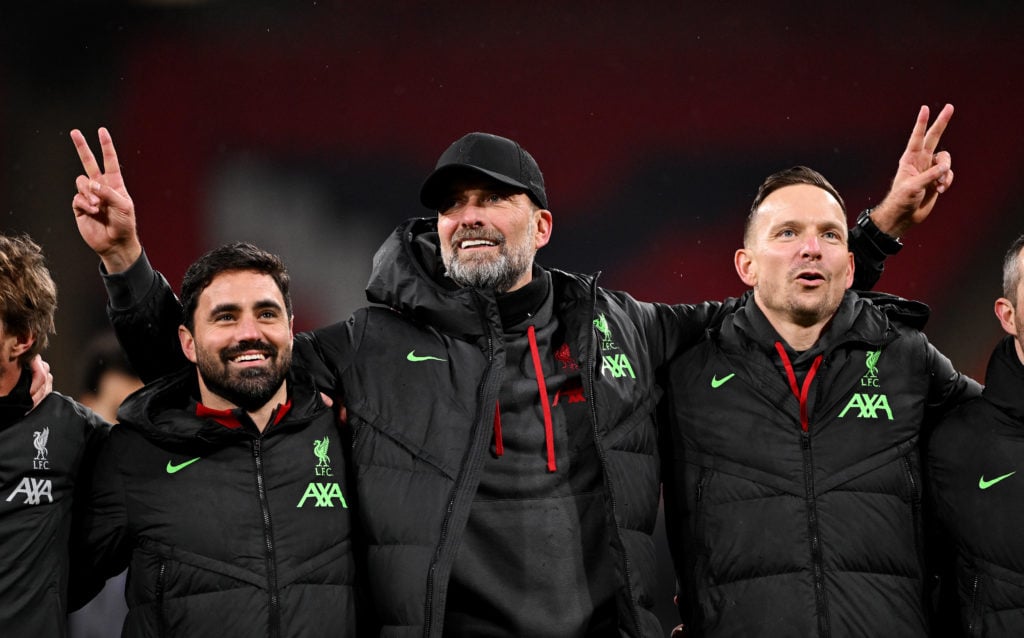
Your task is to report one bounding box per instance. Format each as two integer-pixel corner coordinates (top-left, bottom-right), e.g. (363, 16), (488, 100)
(70, 127), (142, 273)
(869, 104), (955, 239)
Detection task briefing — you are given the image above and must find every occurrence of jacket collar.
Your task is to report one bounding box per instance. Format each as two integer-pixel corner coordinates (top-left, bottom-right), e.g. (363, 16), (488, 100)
(366, 218), (496, 342)
(366, 217), (571, 341)
(982, 335), (1024, 421)
(117, 365), (325, 444)
(0, 367), (33, 425)
(727, 289), (904, 359)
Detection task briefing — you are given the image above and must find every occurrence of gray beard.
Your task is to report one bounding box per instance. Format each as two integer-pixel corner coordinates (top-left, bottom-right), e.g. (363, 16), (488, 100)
(445, 239), (534, 292)
(446, 253), (527, 292)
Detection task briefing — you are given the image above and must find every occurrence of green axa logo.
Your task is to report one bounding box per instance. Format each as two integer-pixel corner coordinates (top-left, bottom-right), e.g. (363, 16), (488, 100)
(297, 436), (348, 508)
(594, 314), (635, 379)
(839, 350), (892, 420)
(862, 350), (881, 387)
(297, 483), (348, 508)
(839, 393), (893, 420)
(314, 436), (332, 477)
(602, 354), (636, 379)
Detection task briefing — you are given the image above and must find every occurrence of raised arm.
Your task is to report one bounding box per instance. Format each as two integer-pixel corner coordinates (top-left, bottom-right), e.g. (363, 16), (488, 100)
(70, 128), (186, 381)
(70, 127), (142, 274)
(848, 103), (955, 289)
(863, 103), (955, 239)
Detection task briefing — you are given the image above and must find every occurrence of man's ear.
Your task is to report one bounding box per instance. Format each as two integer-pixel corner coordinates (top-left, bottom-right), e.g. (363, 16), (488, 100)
(995, 297), (1017, 337)
(735, 248), (757, 287)
(178, 326), (198, 364)
(534, 209), (553, 250)
(9, 332), (35, 361)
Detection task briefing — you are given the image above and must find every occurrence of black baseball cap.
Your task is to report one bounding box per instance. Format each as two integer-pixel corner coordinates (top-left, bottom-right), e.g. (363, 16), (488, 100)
(420, 132), (548, 210)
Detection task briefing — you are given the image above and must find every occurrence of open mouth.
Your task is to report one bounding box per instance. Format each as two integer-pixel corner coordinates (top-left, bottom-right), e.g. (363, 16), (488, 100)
(458, 238), (500, 249)
(796, 271), (825, 284)
(231, 353), (269, 364)
(221, 342), (276, 365)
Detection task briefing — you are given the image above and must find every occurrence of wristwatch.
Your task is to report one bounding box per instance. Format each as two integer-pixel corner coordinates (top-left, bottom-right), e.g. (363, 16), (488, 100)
(856, 208), (903, 255)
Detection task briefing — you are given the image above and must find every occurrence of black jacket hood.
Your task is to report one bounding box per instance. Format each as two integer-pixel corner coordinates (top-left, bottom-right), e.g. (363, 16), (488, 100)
(117, 365), (327, 446)
(723, 289), (927, 361)
(365, 217), (504, 343)
(982, 335), (1024, 423)
(856, 290), (931, 330)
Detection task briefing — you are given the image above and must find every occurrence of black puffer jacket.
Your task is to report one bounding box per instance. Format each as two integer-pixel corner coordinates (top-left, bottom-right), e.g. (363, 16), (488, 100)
(662, 292), (980, 637)
(83, 367), (359, 637)
(103, 218), (893, 637)
(105, 219), (731, 636)
(0, 369), (109, 638)
(929, 336), (1024, 638)
(304, 218), (731, 636)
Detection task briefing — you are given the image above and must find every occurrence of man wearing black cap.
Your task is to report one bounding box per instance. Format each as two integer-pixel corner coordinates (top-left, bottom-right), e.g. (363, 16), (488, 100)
(70, 107), (953, 636)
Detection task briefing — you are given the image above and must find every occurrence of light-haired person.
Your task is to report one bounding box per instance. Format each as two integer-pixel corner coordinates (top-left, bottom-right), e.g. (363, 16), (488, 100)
(0, 233), (109, 636)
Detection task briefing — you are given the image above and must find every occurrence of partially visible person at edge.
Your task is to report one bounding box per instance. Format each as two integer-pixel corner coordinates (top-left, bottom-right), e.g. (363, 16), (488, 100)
(69, 104), (953, 637)
(76, 243), (361, 637)
(928, 235), (1024, 637)
(76, 330), (143, 423)
(0, 233), (109, 637)
(661, 165), (981, 637)
(68, 330), (140, 638)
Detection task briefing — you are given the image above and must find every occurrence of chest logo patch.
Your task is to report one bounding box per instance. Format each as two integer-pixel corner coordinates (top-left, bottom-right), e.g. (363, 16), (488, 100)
(979, 471), (1015, 490)
(555, 343), (580, 370)
(166, 457), (201, 474)
(838, 393), (893, 420)
(711, 373), (735, 388)
(33, 427), (50, 470)
(314, 436), (333, 477)
(839, 351), (894, 420)
(595, 314), (635, 380)
(861, 350), (881, 387)
(298, 436), (348, 508)
(6, 477), (53, 505)
(407, 350), (446, 363)
(5, 428), (55, 505)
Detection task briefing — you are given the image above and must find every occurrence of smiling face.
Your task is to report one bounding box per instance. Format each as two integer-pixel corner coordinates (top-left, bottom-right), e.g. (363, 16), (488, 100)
(179, 269), (293, 413)
(736, 183), (854, 330)
(436, 177), (552, 293)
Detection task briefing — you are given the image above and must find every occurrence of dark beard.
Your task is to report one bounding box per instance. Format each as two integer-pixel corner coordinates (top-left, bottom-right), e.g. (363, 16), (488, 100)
(196, 340), (290, 412)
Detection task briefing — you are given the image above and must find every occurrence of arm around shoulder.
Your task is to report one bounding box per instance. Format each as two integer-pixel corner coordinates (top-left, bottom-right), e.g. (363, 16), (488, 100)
(924, 339), (982, 418)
